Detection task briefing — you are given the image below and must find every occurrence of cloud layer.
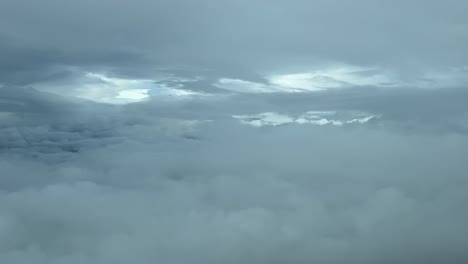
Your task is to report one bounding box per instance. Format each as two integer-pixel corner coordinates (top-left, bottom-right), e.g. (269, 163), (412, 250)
(2, 0), (468, 263)
(1, 86), (468, 263)
(2, 0), (468, 86)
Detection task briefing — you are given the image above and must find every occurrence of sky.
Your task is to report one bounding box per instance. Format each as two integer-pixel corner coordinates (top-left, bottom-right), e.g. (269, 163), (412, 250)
(1, 0), (468, 263)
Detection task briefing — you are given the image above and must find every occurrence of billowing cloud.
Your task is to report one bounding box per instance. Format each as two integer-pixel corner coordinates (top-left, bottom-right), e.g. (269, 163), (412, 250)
(1, 86), (468, 263)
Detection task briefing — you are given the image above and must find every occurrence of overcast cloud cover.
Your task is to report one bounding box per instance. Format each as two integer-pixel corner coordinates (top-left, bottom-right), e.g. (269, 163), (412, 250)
(1, 0), (468, 263)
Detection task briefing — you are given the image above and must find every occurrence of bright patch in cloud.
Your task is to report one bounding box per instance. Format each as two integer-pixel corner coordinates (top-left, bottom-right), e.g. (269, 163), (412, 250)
(78, 73), (153, 104)
(34, 71), (206, 104)
(233, 111), (378, 127)
(267, 66), (396, 91)
(232, 112), (295, 127)
(116, 89), (150, 101)
(215, 65), (398, 94)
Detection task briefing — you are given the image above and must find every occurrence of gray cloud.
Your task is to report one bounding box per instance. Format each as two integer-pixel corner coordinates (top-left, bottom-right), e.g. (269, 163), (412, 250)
(1, 0), (468, 84)
(1, 0), (468, 263)
(1, 86), (468, 263)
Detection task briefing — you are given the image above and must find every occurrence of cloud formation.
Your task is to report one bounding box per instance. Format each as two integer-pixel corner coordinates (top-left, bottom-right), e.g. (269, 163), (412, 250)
(1, 0), (468, 86)
(1, 85), (468, 263)
(1, 0), (468, 263)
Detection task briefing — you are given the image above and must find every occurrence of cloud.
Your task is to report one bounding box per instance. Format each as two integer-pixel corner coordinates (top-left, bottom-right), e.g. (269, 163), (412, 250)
(2, 0), (468, 86)
(1, 0), (468, 262)
(29, 71), (208, 104)
(1, 86), (468, 263)
(214, 64), (468, 95)
(267, 66), (398, 90)
(214, 64), (398, 94)
(232, 111), (377, 127)
(214, 78), (288, 93)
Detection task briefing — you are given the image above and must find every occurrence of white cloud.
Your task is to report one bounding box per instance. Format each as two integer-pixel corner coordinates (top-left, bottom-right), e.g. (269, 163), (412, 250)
(233, 112), (295, 126)
(116, 89), (150, 101)
(215, 65), (400, 94)
(32, 71), (206, 104)
(233, 111), (377, 127)
(216, 65), (468, 95)
(267, 65), (399, 90)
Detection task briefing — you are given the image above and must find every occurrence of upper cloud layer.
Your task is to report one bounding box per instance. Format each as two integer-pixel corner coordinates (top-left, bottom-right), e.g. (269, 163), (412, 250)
(1, 0), (468, 86)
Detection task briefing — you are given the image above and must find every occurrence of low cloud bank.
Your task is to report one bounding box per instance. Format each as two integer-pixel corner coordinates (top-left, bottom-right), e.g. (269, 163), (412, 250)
(1, 86), (468, 263)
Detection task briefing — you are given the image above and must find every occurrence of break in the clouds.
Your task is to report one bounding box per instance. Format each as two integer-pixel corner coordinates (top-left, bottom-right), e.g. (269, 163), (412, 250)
(1, 0), (468, 264)
(232, 111), (377, 127)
